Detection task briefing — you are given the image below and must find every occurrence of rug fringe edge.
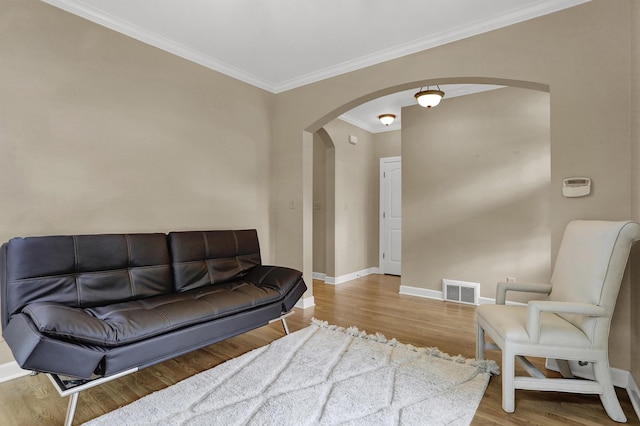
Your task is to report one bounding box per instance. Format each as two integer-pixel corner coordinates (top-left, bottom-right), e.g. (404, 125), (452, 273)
(310, 317), (500, 375)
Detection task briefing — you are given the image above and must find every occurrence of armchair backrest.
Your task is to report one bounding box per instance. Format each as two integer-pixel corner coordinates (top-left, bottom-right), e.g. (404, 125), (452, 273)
(548, 220), (640, 347)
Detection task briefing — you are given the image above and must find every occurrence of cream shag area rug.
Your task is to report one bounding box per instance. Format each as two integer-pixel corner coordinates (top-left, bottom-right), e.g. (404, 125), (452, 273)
(84, 320), (499, 426)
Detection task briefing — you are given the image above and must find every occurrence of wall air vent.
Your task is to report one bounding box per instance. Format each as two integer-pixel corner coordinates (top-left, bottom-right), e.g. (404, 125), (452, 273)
(442, 279), (480, 305)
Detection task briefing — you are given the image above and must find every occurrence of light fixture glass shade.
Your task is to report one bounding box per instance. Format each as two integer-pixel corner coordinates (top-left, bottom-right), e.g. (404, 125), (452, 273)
(378, 113), (396, 126)
(414, 89), (445, 108)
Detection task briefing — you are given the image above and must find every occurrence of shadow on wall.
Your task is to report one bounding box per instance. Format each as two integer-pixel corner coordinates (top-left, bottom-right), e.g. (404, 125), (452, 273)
(309, 83), (550, 298)
(402, 87), (551, 298)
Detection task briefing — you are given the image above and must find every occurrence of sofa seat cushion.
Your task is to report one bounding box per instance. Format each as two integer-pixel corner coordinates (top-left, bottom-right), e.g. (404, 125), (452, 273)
(21, 280), (282, 347)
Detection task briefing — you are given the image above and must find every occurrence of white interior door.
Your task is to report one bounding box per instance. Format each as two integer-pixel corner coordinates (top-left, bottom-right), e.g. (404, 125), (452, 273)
(380, 157), (401, 275)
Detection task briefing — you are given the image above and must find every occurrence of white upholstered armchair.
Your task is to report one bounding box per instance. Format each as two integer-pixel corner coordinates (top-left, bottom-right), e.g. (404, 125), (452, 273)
(476, 220), (640, 423)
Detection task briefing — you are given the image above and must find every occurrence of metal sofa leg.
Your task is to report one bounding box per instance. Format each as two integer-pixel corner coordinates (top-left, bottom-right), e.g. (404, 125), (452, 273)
(64, 393), (79, 426)
(281, 317), (290, 335)
(269, 311), (295, 335)
(47, 367), (138, 425)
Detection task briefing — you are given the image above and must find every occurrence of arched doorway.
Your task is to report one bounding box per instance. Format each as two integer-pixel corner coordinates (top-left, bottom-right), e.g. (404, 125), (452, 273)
(304, 79), (550, 302)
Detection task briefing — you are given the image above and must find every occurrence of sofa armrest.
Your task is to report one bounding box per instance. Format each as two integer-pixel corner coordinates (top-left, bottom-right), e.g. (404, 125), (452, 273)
(244, 265), (303, 297)
(525, 300), (608, 343)
(496, 282), (552, 305)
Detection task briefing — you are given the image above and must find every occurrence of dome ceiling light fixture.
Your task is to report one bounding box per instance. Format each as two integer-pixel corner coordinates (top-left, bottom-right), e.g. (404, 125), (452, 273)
(378, 113), (396, 126)
(414, 85), (445, 108)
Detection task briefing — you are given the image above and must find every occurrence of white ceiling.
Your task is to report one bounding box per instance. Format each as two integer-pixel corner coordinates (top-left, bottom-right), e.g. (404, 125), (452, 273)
(42, 0), (588, 131)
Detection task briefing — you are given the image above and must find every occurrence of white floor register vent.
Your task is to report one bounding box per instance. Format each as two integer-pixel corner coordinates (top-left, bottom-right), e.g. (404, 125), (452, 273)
(442, 279), (480, 305)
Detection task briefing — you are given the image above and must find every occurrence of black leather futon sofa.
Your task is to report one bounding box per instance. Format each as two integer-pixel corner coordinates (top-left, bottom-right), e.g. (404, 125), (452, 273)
(1, 229), (306, 424)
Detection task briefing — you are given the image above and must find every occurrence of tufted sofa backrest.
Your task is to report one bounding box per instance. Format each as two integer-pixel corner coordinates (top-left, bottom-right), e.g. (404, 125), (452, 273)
(168, 229), (261, 292)
(1, 233), (172, 328)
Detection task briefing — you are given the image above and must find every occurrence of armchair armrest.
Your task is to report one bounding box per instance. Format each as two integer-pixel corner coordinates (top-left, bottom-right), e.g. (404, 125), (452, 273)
(526, 301), (609, 343)
(496, 282), (552, 305)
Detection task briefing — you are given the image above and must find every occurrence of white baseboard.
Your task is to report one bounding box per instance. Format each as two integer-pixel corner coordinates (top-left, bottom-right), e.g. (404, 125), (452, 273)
(314, 267), (379, 286)
(479, 296), (496, 305)
(295, 295), (315, 309)
(399, 284), (526, 306)
(399, 285), (442, 300)
(0, 361), (29, 383)
(312, 272), (326, 281)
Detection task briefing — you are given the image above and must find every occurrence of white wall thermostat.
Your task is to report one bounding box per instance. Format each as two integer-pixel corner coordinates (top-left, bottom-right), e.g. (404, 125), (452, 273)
(562, 177), (591, 197)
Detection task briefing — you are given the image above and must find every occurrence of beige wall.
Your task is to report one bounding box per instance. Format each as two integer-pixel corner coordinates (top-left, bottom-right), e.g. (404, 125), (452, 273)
(1, 0), (275, 364)
(0, 0), (275, 256)
(374, 130), (402, 159)
(402, 87), (550, 297)
(316, 120), (379, 278)
(631, 0), (640, 383)
(273, 0), (635, 368)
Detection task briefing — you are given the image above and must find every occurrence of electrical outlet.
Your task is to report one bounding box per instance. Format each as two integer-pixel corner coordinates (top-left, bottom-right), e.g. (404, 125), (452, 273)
(506, 276), (516, 283)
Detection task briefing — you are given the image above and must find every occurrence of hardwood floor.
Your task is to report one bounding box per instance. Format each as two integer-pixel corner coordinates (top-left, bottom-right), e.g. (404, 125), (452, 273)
(0, 274), (637, 425)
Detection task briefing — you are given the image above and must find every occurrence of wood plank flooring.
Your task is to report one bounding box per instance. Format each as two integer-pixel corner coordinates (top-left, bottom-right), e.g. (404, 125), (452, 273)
(0, 274), (637, 425)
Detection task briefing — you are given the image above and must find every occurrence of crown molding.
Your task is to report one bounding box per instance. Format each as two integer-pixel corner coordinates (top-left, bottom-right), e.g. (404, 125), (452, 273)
(271, 0), (590, 92)
(41, 0), (589, 94)
(40, 0), (278, 92)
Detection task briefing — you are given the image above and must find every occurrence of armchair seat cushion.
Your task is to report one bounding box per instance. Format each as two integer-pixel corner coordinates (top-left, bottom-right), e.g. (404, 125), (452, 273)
(21, 280), (285, 347)
(477, 304), (592, 347)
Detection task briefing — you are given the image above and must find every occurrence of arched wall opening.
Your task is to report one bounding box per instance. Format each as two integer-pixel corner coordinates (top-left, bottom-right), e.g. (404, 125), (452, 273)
(307, 78), (551, 297)
(305, 78), (548, 134)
